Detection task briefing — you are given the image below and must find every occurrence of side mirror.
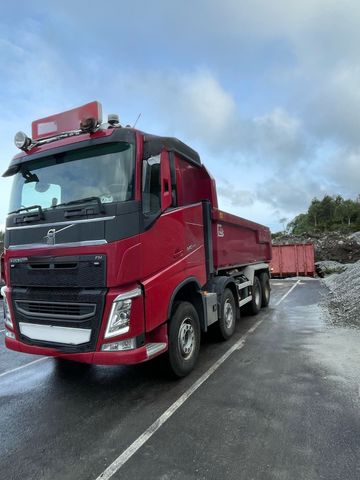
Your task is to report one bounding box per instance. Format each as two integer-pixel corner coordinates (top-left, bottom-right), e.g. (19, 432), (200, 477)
(161, 151), (172, 211)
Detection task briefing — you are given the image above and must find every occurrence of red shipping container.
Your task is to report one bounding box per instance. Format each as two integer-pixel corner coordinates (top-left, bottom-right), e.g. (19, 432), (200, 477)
(270, 243), (315, 278)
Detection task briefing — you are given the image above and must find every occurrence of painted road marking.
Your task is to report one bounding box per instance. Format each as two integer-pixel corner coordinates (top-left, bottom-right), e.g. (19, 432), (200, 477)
(96, 320), (263, 480)
(0, 357), (49, 379)
(95, 280), (299, 480)
(274, 279), (301, 306)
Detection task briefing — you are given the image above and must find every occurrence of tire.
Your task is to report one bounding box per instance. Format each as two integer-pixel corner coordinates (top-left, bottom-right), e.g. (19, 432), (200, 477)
(168, 301), (201, 378)
(248, 276), (262, 315)
(216, 288), (236, 341)
(259, 272), (271, 307)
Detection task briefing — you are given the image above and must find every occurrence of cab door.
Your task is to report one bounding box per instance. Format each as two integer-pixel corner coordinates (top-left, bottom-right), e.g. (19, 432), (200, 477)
(140, 150), (186, 331)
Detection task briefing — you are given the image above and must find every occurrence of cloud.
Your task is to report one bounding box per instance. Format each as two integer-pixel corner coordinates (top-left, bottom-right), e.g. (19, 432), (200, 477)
(303, 65), (360, 147)
(120, 69), (239, 151)
(253, 108), (309, 167)
(1, 0), (360, 231)
(324, 147), (360, 196)
(217, 179), (255, 207)
(257, 171), (327, 214)
(108, 69), (309, 170)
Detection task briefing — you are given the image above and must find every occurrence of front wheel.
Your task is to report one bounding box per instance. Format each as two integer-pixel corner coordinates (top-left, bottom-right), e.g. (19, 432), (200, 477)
(168, 301), (201, 377)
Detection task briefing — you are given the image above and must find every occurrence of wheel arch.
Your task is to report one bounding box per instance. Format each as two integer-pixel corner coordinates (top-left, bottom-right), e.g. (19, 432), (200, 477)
(168, 277), (206, 332)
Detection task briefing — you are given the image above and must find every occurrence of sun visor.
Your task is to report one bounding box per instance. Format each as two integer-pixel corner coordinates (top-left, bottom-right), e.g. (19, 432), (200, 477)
(32, 101), (102, 140)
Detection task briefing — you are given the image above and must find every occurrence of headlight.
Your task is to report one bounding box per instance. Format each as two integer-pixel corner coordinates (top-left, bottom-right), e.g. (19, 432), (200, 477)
(105, 288), (141, 339)
(1, 287), (13, 329)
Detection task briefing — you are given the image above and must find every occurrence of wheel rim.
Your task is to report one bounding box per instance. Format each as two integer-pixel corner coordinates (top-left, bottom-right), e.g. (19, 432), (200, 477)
(178, 317), (195, 360)
(224, 299), (234, 329)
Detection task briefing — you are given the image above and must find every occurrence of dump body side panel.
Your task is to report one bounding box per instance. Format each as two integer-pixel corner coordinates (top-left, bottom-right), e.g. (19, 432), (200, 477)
(212, 209), (272, 270)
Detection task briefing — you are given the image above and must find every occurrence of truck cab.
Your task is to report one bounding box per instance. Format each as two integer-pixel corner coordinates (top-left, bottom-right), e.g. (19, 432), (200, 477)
(2, 102), (271, 377)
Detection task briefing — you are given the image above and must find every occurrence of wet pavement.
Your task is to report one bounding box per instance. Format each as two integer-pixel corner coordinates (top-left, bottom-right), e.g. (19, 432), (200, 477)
(1, 279), (360, 480)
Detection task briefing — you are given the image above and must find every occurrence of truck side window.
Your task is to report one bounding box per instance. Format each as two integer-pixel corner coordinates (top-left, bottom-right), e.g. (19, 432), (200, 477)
(142, 155), (161, 214)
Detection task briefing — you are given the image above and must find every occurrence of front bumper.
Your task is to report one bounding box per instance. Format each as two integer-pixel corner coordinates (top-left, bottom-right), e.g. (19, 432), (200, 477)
(5, 336), (167, 365)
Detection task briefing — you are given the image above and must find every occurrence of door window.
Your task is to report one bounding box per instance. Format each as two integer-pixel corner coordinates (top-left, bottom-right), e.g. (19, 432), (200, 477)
(142, 155), (161, 214)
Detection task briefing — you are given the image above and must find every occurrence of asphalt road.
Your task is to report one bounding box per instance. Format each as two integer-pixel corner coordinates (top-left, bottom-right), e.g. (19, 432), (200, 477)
(1, 279), (360, 480)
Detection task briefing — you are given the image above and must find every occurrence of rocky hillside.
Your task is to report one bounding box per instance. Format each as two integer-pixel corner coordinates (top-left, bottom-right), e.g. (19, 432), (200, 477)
(272, 231), (360, 263)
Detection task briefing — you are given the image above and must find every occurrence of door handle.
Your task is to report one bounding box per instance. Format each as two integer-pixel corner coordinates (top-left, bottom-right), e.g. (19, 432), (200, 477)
(173, 249), (184, 259)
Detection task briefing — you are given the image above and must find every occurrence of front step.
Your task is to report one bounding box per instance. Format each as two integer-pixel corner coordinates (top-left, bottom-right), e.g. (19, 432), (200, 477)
(146, 342), (167, 358)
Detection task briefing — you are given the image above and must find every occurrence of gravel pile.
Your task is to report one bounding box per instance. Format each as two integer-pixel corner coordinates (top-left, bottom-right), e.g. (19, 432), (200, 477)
(322, 261), (360, 327)
(315, 260), (347, 277)
(348, 232), (360, 245)
(273, 231), (360, 263)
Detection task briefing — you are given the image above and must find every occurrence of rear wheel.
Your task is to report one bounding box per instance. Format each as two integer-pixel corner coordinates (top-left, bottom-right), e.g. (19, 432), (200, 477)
(248, 276), (262, 315)
(216, 288), (236, 341)
(168, 301), (201, 377)
(259, 272), (271, 307)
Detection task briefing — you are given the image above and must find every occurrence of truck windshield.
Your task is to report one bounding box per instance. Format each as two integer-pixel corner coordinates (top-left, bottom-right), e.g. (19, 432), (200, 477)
(9, 142), (135, 212)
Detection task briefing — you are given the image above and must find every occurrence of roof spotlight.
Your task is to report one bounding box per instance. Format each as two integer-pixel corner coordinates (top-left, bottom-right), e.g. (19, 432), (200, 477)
(14, 131), (32, 150)
(108, 114), (120, 126)
(80, 117), (98, 132)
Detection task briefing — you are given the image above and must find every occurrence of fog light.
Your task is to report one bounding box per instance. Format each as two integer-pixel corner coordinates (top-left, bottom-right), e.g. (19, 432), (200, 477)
(101, 338), (137, 351)
(105, 288), (141, 339)
(5, 330), (15, 339)
(1, 287), (13, 328)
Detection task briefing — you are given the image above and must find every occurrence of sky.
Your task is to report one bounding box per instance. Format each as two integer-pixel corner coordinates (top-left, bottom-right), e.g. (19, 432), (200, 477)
(1, 0), (360, 232)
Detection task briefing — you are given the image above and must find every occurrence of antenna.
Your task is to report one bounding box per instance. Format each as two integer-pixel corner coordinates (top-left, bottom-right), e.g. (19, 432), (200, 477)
(133, 113), (142, 128)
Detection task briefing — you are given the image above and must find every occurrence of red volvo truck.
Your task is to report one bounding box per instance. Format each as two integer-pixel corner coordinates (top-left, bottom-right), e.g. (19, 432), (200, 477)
(1, 102), (272, 377)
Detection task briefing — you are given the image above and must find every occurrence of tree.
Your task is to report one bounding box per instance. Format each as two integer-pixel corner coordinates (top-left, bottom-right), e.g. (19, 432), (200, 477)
(279, 217), (288, 232)
(286, 194), (360, 235)
(287, 213), (310, 234)
(318, 195), (336, 228)
(341, 200), (358, 226)
(308, 198), (321, 228)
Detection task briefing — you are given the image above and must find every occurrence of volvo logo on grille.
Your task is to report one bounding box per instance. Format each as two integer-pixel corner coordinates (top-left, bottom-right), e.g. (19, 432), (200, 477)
(43, 224), (75, 245)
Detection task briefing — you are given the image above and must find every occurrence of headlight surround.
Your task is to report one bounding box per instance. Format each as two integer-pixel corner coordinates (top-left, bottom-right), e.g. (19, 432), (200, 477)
(1, 287), (13, 329)
(5, 330), (15, 339)
(104, 288), (141, 339)
(101, 338), (137, 351)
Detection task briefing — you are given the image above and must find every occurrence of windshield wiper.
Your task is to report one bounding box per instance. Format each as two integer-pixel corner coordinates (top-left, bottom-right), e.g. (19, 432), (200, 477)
(52, 196), (105, 213)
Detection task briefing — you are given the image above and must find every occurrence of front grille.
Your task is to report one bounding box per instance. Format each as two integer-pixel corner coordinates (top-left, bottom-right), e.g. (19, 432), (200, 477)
(15, 300), (96, 320)
(11, 285), (106, 353)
